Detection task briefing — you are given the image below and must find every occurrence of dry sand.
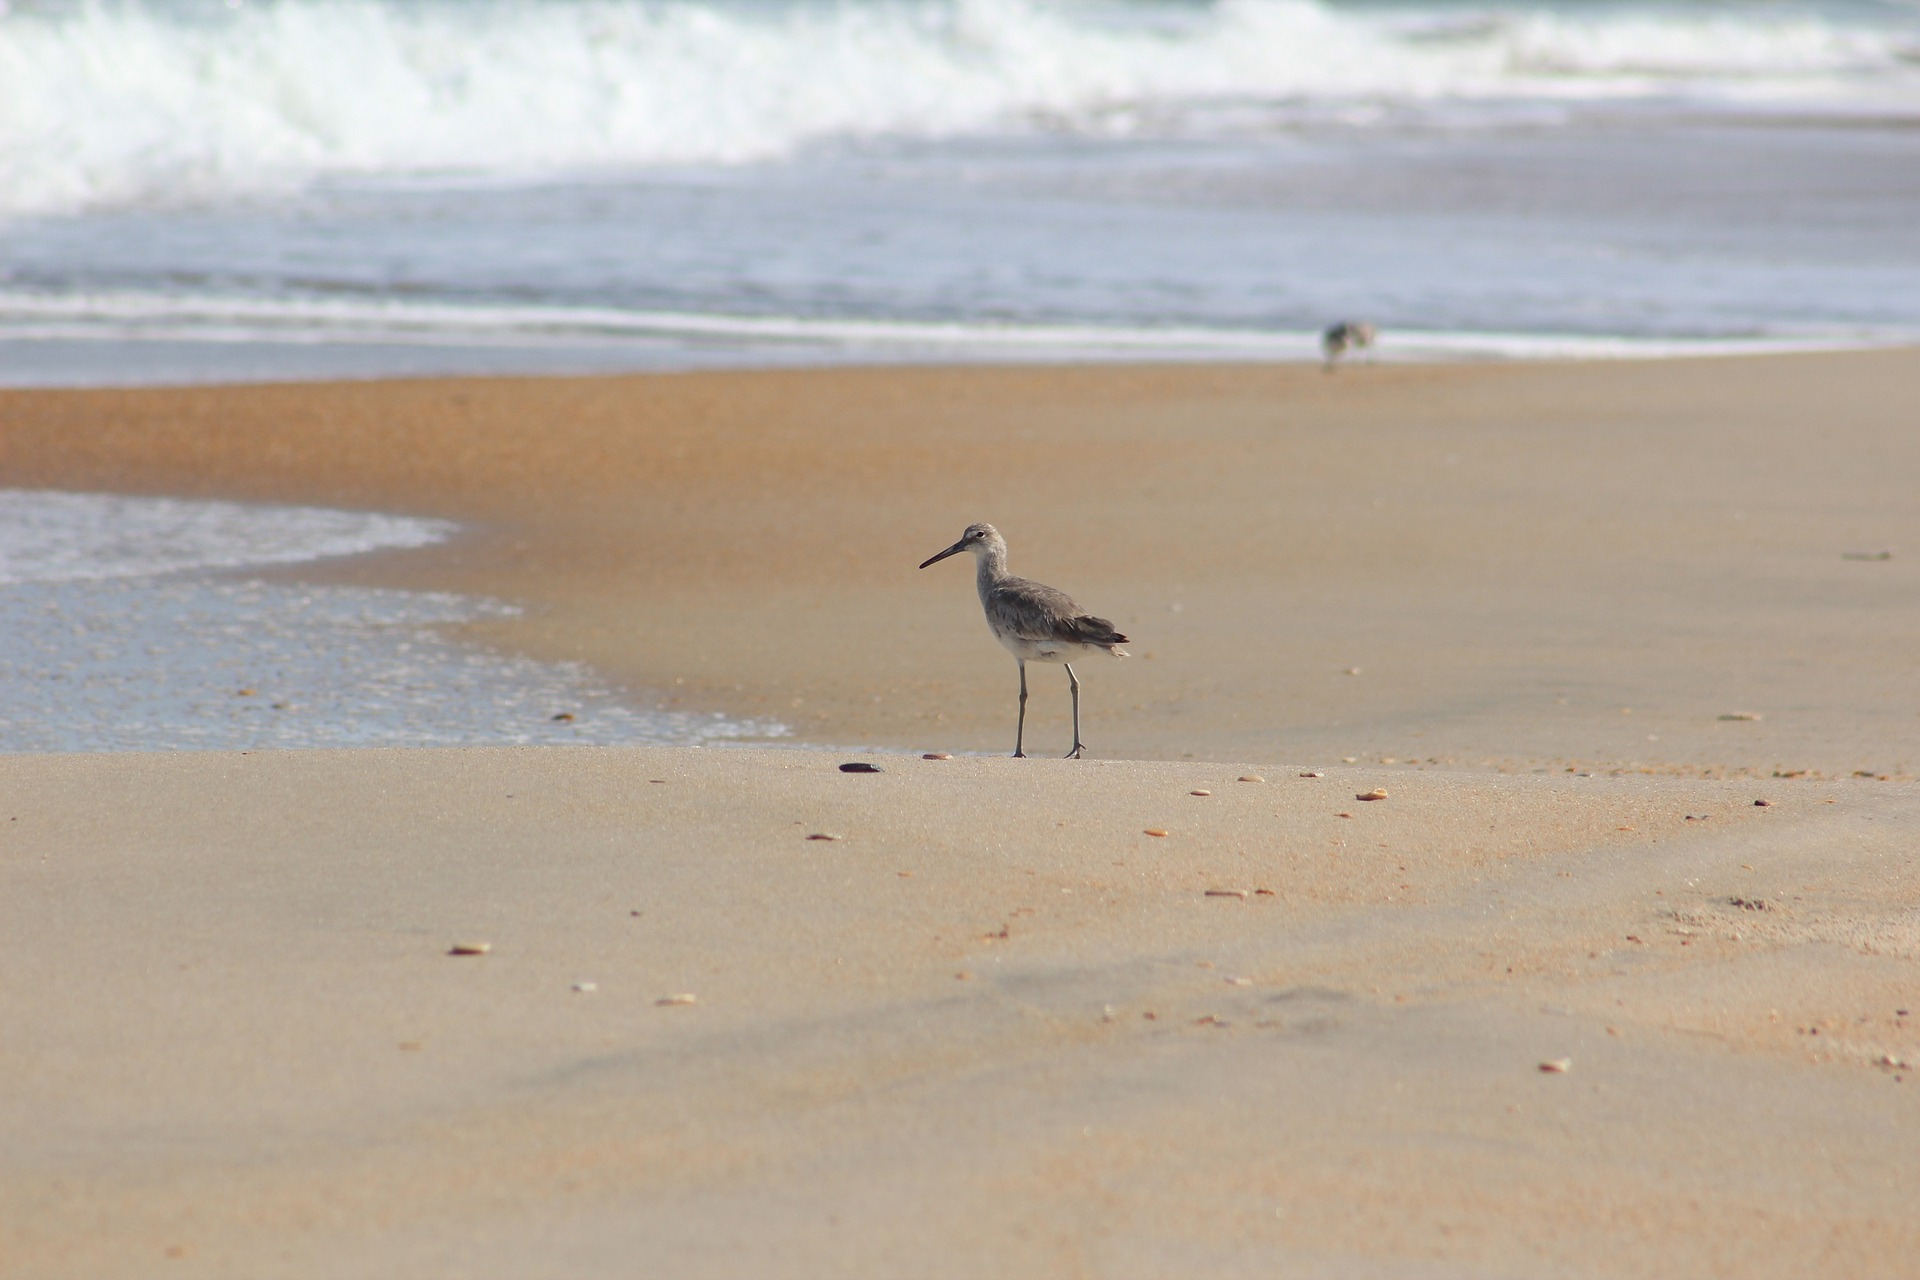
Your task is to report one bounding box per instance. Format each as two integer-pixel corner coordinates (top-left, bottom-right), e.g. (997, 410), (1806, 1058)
(3, 354), (1919, 1276)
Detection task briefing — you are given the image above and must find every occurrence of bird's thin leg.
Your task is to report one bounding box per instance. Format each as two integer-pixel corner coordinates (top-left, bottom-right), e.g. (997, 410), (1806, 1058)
(1064, 662), (1084, 759)
(1013, 660), (1028, 759)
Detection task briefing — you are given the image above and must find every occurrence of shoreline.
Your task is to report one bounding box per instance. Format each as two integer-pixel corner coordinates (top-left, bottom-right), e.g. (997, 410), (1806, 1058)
(3, 327), (1915, 393)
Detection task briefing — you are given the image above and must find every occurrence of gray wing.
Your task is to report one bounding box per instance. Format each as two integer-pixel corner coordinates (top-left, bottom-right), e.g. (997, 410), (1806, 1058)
(990, 577), (1129, 646)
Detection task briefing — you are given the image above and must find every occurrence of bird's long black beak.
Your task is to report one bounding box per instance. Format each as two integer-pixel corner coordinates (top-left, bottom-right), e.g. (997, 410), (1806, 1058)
(919, 539), (968, 569)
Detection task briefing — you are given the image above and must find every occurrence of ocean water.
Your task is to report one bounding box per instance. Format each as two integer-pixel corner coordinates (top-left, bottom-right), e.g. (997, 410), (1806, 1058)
(0, 490), (788, 751)
(1, 0), (1917, 382)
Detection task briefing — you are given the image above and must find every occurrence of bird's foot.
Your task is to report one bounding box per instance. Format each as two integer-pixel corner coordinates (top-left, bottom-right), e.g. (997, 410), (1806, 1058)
(1012, 750), (1027, 759)
(1065, 744), (1086, 759)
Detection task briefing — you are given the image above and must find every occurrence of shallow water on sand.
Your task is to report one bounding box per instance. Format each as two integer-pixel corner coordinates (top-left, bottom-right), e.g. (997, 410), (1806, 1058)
(0, 491), (786, 752)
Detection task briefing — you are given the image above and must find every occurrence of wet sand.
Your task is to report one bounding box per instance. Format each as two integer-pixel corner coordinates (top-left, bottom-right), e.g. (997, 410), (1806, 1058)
(3, 353), (1919, 1275)
(5, 352), (1918, 771)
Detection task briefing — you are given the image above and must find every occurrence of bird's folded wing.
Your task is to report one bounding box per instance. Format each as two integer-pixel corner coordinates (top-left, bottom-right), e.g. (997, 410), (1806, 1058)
(988, 578), (1086, 642)
(991, 579), (1127, 646)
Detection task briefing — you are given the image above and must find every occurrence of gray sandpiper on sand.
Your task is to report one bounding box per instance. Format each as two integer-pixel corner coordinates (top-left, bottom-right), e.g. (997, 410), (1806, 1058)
(1321, 320), (1376, 371)
(919, 523), (1129, 759)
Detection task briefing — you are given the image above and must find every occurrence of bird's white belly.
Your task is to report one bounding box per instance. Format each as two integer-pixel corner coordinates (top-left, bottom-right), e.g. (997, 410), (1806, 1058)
(995, 630), (1073, 662)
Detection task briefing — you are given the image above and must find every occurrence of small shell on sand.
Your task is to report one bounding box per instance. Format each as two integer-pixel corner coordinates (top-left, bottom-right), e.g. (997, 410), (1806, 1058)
(807, 832), (844, 841)
(1238, 775), (1264, 783)
(1718, 712), (1763, 722)
(1539, 1058), (1572, 1074)
(1356, 789), (1388, 801)
(448, 942), (491, 956)
(1205, 888), (1248, 899)
(656, 993), (698, 1006)
(1191, 789), (1212, 796)
(922, 752), (953, 760)
(1144, 828), (1169, 837)
(1754, 798), (1773, 807)
(839, 762), (883, 773)
(1299, 771), (1324, 778)
(572, 981), (597, 993)
(1225, 975), (1252, 985)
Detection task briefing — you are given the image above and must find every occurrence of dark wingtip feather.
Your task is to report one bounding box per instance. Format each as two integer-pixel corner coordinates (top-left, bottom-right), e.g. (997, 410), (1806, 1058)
(1068, 615), (1129, 647)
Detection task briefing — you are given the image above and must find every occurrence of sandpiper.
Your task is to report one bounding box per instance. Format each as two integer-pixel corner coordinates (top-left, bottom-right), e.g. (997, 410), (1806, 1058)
(1321, 320), (1376, 371)
(919, 523), (1128, 758)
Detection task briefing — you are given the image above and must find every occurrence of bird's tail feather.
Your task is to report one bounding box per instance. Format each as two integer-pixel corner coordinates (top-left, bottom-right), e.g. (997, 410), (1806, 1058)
(1068, 615), (1129, 651)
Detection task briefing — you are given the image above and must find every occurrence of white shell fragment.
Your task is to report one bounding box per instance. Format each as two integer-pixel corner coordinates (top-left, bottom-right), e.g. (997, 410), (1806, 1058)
(1539, 1058), (1572, 1074)
(656, 993), (698, 1006)
(572, 982), (597, 993)
(448, 942), (491, 956)
(1357, 789), (1389, 801)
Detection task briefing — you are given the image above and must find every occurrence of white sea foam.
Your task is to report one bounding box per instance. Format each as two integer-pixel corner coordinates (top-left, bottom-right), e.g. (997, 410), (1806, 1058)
(0, 488), (455, 585)
(1, 0), (1914, 217)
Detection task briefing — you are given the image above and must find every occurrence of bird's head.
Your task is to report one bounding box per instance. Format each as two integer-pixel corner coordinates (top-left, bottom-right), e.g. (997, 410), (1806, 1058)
(919, 522), (1002, 569)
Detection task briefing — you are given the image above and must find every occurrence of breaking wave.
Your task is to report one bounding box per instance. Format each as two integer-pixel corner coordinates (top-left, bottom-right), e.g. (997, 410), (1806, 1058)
(2, 0), (1916, 216)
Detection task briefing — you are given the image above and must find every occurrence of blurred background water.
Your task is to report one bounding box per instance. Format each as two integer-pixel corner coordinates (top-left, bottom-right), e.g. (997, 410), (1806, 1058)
(2, 0), (1917, 382)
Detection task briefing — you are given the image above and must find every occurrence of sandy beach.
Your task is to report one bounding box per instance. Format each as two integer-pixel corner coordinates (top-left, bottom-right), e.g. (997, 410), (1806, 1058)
(4, 352), (1919, 1276)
